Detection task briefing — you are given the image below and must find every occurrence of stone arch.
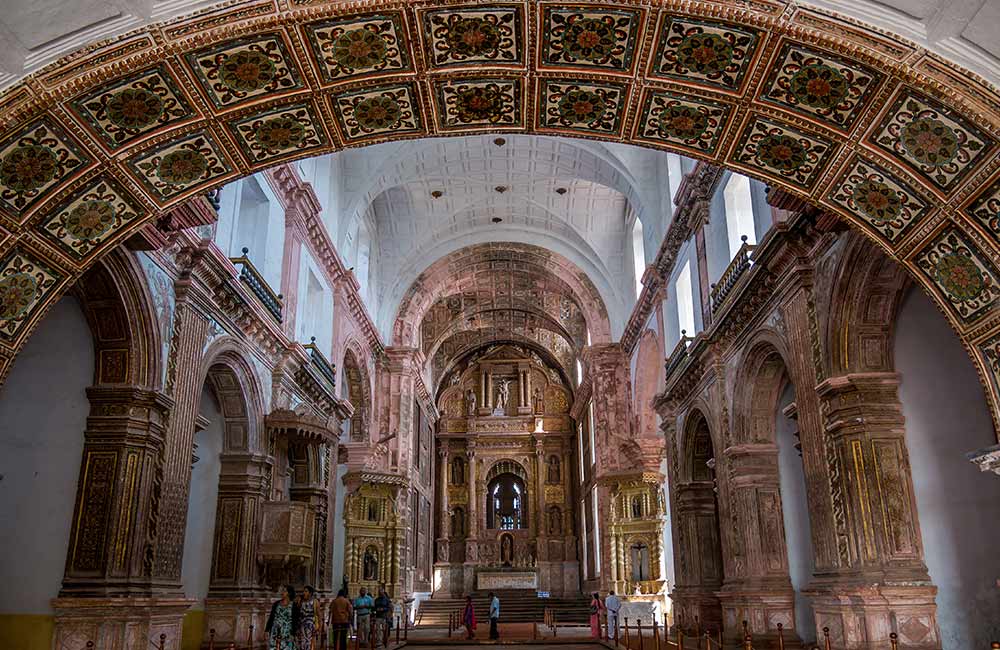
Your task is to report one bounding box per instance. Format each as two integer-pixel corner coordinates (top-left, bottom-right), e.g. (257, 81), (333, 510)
(0, 0), (997, 438)
(633, 329), (662, 443)
(485, 458), (528, 484)
(71, 248), (161, 388)
(732, 334), (794, 446)
(678, 406), (720, 484)
(341, 340), (371, 443)
(199, 340), (266, 456)
(824, 231), (912, 376)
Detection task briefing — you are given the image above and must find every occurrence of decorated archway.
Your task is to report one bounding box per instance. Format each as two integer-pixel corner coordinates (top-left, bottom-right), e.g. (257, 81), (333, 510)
(0, 0), (997, 437)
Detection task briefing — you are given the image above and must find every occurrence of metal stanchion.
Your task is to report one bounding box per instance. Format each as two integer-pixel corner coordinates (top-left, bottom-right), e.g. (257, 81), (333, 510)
(624, 617), (631, 649)
(695, 616), (701, 640)
(653, 617), (661, 650)
(677, 625), (684, 650)
(777, 622), (785, 650)
(703, 631), (711, 650)
(396, 616), (401, 645)
(159, 633), (167, 650)
(209, 628), (216, 650)
(823, 626), (832, 650)
(448, 612), (453, 638)
(637, 619), (645, 650)
(614, 614), (620, 647)
(890, 632), (899, 650)
(404, 610), (408, 641)
(249, 624), (255, 650)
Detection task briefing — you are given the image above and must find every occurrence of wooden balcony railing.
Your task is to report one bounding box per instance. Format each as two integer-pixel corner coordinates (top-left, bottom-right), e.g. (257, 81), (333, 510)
(664, 330), (693, 379)
(230, 247), (283, 323)
(710, 235), (756, 314)
(304, 336), (337, 387)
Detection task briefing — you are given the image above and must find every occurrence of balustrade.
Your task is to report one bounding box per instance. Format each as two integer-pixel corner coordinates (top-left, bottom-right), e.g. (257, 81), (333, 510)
(665, 331), (693, 379)
(709, 236), (756, 313)
(304, 336), (337, 387)
(230, 247), (284, 322)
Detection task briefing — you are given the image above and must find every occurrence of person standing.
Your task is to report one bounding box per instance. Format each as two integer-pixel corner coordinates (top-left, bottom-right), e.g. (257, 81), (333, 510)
(488, 592), (500, 640)
(265, 585), (301, 650)
(297, 586), (318, 650)
(462, 595), (477, 640)
(589, 592), (605, 639)
(374, 585), (392, 647)
(328, 588), (353, 650)
(604, 590), (621, 641)
(354, 587), (374, 646)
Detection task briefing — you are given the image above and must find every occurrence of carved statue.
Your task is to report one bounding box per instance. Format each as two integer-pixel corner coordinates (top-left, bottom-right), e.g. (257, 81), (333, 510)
(363, 548), (379, 581)
(451, 507), (465, 536)
(495, 378), (511, 412)
(500, 534), (513, 565)
(548, 506), (562, 535)
(631, 496), (643, 519)
(533, 386), (544, 414)
(466, 389), (476, 416)
(547, 456), (561, 484)
(451, 456), (465, 485)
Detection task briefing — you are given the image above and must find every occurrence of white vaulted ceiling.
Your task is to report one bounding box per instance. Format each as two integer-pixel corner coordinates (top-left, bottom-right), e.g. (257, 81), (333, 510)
(0, 0), (996, 89)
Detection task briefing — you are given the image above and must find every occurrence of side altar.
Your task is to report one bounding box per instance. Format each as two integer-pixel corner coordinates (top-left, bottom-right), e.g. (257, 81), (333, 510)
(431, 345), (580, 597)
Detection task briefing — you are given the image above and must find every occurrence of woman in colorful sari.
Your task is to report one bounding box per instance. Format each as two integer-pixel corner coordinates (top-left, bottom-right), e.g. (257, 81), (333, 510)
(463, 595), (477, 640)
(297, 586), (319, 649)
(589, 592), (605, 639)
(266, 584), (301, 650)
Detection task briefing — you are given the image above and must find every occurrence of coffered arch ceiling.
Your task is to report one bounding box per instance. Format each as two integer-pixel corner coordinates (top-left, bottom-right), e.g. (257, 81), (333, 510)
(0, 0), (999, 432)
(434, 335), (574, 400)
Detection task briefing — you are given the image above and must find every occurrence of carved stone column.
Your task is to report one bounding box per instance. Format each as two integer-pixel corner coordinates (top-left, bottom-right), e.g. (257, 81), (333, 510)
(517, 363), (532, 415)
(718, 444), (795, 644)
(52, 386), (192, 650)
(436, 448), (450, 562)
(808, 373), (940, 650)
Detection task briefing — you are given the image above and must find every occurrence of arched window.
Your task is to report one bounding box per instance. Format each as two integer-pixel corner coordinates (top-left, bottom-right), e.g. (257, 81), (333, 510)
(631, 214), (646, 299)
(487, 473), (527, 530)
(723, 173), (756, 256)
(675, 259), (695, 339)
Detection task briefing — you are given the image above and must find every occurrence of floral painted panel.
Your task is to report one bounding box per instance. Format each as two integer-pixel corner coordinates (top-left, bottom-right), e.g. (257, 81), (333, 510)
(422, 5), (523, 69)
(539, 79), (626, 135)
(826, 157), (930, 243)
(228, 102), (328, 164)
(185, 33), (304, 109)
(127, 131), (233, 202)
(67, 65), (195, 150)
(333, 83), (423, 143)
(761, 43), (882, 130)
(435, 78), (522, 131)
(635, 89), (731, 154)
(651, 16), (761, 91)
(40, 175), (146, 261)
(0, 248), (64, 342)
(915, 227), (1000, 322)
(303, 13), (411, 85)
(0, 118), (91, 219)
(732, 116), (835, 189)
(540, 6), (643, 73)
(869, 90), (995, 193)
(965, 176), (1000, 245)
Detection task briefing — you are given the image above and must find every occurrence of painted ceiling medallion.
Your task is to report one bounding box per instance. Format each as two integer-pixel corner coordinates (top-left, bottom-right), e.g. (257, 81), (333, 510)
(106, 89), (164, 129)
(761, 43), (880, 129)
(230, 103), (327, 164)
(827, 158), (928, 243)
(335, 84), (422, 142)
(542, 7), (642, 72)
(129, 131), (232, 201)
(437, 79), (521, 130)
(254, 116), (306, 150)
(733, 117), (833, 189)
(966, 177), (1000, 243)
(0, 250), (62, 342)
(304, 13), (410, 84)
(652, 17), (759, 90)
(41, 175), (145, 260)
(0, 118), (90, 217)
(636, 90), (730, 153)
(870, 91), (994, 193)
(157, 150), (209, 186)
(187, 34), (302, 108)
(541, 80), (624, 134)
(0, 272), (38, 320)
(916, 228), (1000, 322)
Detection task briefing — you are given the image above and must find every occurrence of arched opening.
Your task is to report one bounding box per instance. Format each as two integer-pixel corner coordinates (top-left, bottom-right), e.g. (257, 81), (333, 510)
(894, 286), (1000, 648)
(341, 347), (370, 444)
(487, 473), (527, 532)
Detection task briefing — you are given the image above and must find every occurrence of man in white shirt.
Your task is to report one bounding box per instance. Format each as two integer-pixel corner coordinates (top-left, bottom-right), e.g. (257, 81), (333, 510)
(488, 592), (500, 639)
(604, 590), (621, 641)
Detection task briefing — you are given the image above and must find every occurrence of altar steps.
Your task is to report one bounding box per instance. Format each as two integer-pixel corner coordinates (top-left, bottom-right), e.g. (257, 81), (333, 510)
(416, 590), (592, 626)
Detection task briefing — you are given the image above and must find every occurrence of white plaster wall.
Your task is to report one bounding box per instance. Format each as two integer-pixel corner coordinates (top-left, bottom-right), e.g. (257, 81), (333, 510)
(331, 464), (349, 592)
(894, 288), (1000, 648)
(775, 382), (816, 643)
(0, 297), (92, 614)
(181, 386), (223, 607)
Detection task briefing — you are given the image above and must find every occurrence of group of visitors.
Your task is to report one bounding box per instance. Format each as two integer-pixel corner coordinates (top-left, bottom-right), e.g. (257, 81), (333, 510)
(458, 592), (501, 640)
(589, 590), (622, 640)
(264, 584), (396, 650)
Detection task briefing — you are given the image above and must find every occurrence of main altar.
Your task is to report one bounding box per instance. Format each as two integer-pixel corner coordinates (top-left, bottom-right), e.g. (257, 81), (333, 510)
(432, 345), (580, 597)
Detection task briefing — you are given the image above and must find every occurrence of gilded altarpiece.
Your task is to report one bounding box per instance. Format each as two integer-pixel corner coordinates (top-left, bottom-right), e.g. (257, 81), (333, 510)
(342, 472), (407, 600)
(602, 472), (668, 606)
(432, 347), (580, 597)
